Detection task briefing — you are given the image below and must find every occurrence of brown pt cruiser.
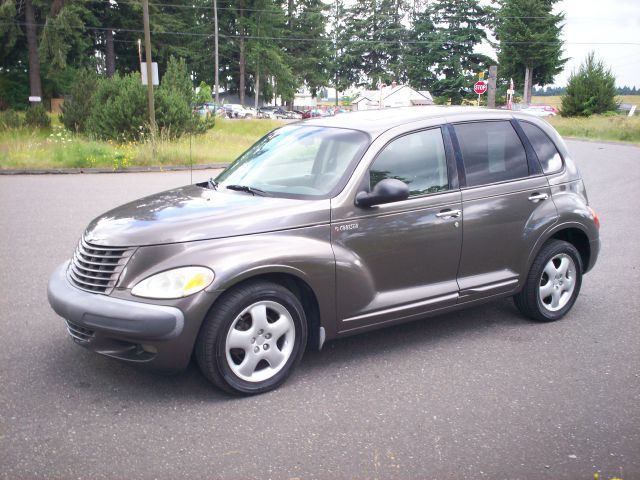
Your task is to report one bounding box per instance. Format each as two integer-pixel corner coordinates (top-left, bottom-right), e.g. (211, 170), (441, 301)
(48, 107), (600, 394)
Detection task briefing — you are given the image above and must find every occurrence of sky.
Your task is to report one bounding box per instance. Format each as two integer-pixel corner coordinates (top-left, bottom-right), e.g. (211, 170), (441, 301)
(479, 0), (640, 88)
(552, 0), (640, 87)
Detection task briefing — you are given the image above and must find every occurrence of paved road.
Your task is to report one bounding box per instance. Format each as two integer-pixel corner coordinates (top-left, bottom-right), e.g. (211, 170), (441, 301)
(1, 140), (639, 480)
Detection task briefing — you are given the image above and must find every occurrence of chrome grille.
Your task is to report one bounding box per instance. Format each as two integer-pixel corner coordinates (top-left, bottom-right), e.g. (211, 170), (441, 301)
(66, 320), (95, 343)
(68, 238), (135, 294)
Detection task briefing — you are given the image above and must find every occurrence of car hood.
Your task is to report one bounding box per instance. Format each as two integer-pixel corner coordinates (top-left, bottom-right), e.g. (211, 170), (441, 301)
(83, 184), (330, 247)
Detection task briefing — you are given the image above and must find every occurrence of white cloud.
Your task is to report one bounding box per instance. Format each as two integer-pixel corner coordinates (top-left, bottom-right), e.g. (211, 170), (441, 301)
(554, 0), (640, 87)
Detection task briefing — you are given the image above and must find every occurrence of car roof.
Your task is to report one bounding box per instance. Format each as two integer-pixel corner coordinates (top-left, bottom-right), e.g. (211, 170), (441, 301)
(300, 106), (516, 136)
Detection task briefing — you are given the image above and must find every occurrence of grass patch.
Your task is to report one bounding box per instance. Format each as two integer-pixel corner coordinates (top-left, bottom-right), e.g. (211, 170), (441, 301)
(547, 114), (640, 144)
(0, 118), (284, 170)
(532, 95), (640, 109)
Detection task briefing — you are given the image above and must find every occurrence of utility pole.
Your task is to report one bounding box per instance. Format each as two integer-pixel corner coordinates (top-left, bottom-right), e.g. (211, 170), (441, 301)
(487, 65), (497, 108)
(213, 0), (219, 104)
(142, 0), (156, 141)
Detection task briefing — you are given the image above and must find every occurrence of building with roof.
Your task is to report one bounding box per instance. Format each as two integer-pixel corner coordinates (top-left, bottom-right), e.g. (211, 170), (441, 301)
(351, 83), (434, 111)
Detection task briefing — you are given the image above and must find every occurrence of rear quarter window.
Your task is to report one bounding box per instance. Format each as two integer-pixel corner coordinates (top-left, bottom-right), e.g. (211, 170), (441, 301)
(519, 121), (563, 174)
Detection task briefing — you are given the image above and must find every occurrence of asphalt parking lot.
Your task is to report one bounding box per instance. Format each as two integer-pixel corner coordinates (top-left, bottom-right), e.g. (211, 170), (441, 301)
(1, 139), (639, 479)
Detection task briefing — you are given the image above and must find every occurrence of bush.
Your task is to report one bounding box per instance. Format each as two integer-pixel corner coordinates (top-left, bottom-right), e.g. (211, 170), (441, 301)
(155, 56), (194, 139)
(561, 52), (618, 117)
(60, 68), (98, 133)
(156, 88), (192, 139)
(161, 56), (193, 104)
(24, 104), (51, 128)
(0, 109), (22, 129)
(86, 73), (148, 141)
(195, 81), (212, 105)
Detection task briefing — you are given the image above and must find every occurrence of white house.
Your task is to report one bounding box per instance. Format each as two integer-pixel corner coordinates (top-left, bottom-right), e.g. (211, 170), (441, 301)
(352, 83), (434, 111)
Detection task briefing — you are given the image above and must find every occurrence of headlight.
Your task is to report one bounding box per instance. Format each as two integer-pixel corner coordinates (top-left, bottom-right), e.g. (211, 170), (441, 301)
(131, 266), (214, 299)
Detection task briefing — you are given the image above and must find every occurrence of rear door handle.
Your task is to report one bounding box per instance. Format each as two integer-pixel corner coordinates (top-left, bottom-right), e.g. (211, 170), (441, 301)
(528, 192), (549, 203)
(436, 209), (461, 219)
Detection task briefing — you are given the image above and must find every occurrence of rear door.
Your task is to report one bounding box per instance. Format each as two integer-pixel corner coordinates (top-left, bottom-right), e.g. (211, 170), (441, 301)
(451, 120), (558, 301)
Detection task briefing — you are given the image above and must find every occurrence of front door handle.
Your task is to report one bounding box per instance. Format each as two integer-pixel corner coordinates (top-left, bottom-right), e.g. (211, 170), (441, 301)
(436, 209), (461, 219)
(528, 192), (549, 203)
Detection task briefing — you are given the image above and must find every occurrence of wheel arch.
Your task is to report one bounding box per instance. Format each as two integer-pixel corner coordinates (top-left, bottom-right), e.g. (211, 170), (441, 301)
(206, 268), (324, 351)
(526, 223), (591, 276)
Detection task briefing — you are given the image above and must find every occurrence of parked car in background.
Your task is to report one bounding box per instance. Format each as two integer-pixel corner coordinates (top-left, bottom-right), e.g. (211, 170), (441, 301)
(521, 105), (559, 117)
(257, 107), (276, 119)
(194, 103), (224, 117)
(225, 104), (251, 119)
(48, 107), (600, 395)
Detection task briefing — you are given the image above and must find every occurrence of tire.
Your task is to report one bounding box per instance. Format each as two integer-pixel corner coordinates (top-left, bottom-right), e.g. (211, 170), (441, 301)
(196, 281), (307, 395)
(514, 239), (583, 322)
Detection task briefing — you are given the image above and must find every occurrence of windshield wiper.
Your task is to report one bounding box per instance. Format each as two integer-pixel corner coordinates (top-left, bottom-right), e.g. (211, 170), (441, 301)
(225, 184), (269, 196)
(195, 177), (219, 190)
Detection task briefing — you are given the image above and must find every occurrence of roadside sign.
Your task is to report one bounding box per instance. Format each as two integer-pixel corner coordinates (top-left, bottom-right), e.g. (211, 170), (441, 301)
(141, 62), (159, 86)
(478, 72), (485, 79)
(473, 81), (487, 95)
(28, 96), (41, 102)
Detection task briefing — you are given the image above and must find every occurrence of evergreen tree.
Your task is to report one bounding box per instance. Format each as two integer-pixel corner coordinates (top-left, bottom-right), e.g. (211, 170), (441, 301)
(282, 0), (332, 105)
(561, 52), (617, 117)
(495, 0), (566, 104)
(337, 0), (409, 88)
(405, 5), (437, 89)
(423, 0), (492, 104)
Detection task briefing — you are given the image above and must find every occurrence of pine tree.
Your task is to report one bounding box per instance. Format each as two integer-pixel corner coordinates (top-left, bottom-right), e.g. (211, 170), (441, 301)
(422, 0), (491, 104)
(405, 5), (437, 89)
(495, 0), (566, 104)
(561, 52), (617, 117)
(337, 0), (409, 88)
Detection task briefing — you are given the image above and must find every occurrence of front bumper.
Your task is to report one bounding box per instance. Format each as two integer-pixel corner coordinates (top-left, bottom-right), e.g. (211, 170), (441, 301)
(48, 262), (191, 368)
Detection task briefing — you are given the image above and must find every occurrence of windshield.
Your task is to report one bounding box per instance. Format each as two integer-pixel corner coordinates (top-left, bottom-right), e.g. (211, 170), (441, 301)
(215, 125), (369, 198)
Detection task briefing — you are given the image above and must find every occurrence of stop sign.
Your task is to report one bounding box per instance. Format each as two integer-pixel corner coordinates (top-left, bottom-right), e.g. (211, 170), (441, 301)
(473, 81), (487, 95)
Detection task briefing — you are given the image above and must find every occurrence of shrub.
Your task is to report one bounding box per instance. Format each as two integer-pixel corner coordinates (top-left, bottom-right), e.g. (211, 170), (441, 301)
(561, 52), (618, 117)
(86, 73), (148, 141)
(60, 68), (98, 133)
(155, 56), (194, 139)
(156, 88), (192, 139)
(24, 103), (51, 128)
(161, 56), (193, 104)
(195, 81), (212, 105)
(0, 109), (22, 129)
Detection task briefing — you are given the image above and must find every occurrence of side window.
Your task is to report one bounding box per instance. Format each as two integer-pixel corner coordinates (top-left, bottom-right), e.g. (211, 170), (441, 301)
(520, 121), (563, 174)
(369, 128), (449, 197)
(454, 121), (528, 187)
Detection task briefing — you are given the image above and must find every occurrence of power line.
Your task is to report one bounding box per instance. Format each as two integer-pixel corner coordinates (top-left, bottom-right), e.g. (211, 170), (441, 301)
(4, 21), (640, 46)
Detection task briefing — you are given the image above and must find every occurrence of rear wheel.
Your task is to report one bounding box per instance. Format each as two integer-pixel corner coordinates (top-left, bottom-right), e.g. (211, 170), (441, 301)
(514, 240), (583, 322)
(196, 281), (307, 395)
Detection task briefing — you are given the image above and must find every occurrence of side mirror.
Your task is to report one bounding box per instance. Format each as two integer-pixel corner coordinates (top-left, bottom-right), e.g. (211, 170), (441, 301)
(355, 178), (409, 208)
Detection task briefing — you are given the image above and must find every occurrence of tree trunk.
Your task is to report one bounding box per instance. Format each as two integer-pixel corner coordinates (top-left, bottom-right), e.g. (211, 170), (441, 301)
(527, 67), (534, 104)
(239, 36), (245, 105)
(254, 67), (260, 110)
(105, 29), (115, 78)
(24, 0), (42, 104)
(213, 0), (219, 103)
(238, 1), (245, 105)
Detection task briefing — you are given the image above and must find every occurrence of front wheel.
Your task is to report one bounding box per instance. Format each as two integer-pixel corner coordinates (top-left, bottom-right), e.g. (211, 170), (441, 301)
(196, 281), (307, 395)
(514, 240), (583, 322)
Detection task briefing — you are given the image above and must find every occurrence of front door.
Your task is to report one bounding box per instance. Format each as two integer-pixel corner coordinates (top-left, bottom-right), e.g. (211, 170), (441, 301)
(331, 126), (463, 334)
